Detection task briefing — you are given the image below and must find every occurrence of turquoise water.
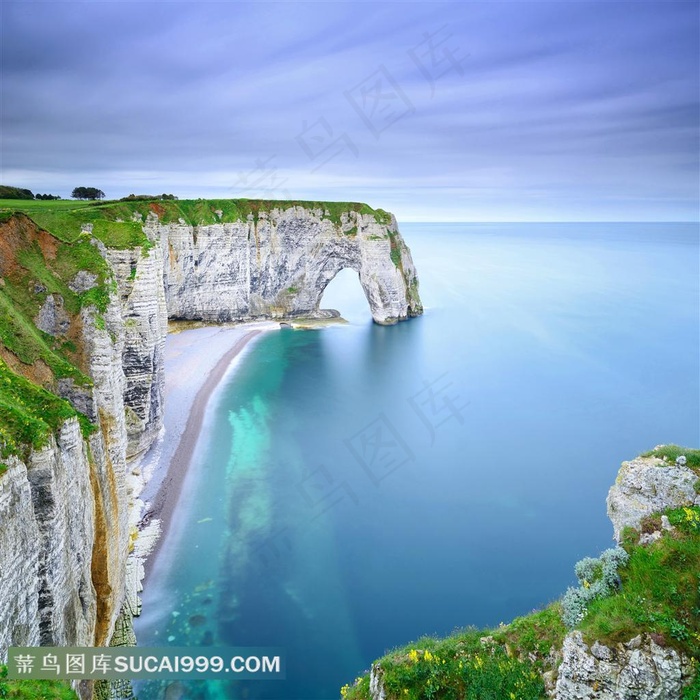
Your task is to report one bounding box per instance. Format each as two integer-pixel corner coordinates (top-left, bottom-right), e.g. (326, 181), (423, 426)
(134, 223), (699, 700)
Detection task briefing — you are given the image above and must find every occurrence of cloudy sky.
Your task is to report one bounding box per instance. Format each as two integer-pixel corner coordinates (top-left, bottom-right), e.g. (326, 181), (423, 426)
(2, 1), (698, 221)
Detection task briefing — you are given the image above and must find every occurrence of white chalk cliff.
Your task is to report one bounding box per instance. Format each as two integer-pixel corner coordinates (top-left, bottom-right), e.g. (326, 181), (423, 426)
(0, 202), (422, 699)
(159, 207), (422, 325)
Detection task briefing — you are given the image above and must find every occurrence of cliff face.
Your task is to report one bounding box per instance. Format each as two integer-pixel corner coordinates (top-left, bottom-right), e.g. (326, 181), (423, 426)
(0, 421), (97, 651)
(0, 201), (422, 679)
(159, 208), (422, 325)
(554, 631), (693, 700)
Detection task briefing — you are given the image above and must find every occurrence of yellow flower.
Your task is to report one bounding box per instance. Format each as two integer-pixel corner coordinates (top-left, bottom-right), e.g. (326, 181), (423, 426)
(408, 649), (419, 663)
(424, 650), (433, 662)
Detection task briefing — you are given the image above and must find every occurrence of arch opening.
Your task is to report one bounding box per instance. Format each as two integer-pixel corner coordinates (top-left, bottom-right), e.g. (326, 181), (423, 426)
(319, 267), (372, 325)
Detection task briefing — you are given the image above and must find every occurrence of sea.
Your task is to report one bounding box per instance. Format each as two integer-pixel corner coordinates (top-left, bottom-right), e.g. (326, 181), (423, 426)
(133, 222), (700, 700)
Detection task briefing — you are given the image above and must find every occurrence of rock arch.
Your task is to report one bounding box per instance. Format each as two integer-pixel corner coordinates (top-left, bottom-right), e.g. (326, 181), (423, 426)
(158, 206), (423, 325)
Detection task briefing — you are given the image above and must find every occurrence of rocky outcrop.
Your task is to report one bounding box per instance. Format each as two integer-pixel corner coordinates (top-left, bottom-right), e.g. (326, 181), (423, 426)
(550, 453), (699, 699)
(35, 294), (71, 337)
(157, 208), (422, 325)
(555, 631), (692, 700)
(607, 456), (699, 542)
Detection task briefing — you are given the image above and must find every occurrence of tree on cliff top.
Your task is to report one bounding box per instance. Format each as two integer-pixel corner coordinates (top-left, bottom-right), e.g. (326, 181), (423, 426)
(71, 186), (105, 200)
(0, 185), (34, 199)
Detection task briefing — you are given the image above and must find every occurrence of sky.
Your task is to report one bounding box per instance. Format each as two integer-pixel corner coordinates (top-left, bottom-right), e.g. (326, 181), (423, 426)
(1, 1), (698, 221)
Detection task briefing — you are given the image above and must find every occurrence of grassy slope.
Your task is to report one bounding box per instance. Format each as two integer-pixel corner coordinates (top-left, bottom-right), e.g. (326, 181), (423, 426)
(344, 446), (700, 700)
(0, 213), (112, 467)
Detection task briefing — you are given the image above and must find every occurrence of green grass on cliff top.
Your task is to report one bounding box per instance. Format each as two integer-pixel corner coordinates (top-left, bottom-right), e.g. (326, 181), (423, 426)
(641, 444), (700, 473)
(0, 198), (392, 246)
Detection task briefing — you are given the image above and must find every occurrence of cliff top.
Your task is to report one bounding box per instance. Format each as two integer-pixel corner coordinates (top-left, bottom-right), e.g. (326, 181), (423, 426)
(0, 197), (394, 247)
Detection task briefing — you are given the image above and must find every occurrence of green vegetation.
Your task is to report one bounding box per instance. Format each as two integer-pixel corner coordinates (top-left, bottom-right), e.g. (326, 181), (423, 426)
(0, 200), (95, 214)
(0, 666), (77, 699)
(342, 627), (546, 700)
(580, 505), (700, 657)
(0, 198), (393, 242)
(70, 186), (104, 201)
(373, 208), (393, 227)
(342, 606), (567, 699)
(387, 231), (402, 268)
(0, 359), (94, 463)
(561, 547), (629, 628)
(493, 605), (567, 660)
(0, 291), (89, 382)
(0, 213), (111, 388)
(641, 445), (700, 473)
(0, 186), (34, 200)
(683, 665), (700, 699)
(342, 446), (700, 699)
(120, 193), (177, 201)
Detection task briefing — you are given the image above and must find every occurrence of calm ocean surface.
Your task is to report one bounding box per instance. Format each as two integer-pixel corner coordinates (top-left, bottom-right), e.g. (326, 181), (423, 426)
(134, 223), (700, 700)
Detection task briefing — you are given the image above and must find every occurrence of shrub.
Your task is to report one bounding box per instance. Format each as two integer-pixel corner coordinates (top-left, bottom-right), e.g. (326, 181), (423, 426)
(562, 547), (629, 629)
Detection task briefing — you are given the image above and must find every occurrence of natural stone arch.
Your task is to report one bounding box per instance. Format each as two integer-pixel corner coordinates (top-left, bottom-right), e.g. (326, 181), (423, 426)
(158, 206), (423, 326)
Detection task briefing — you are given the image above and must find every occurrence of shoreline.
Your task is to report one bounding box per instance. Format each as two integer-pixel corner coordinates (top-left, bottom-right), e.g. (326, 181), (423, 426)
(138, 323), (275, 577)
